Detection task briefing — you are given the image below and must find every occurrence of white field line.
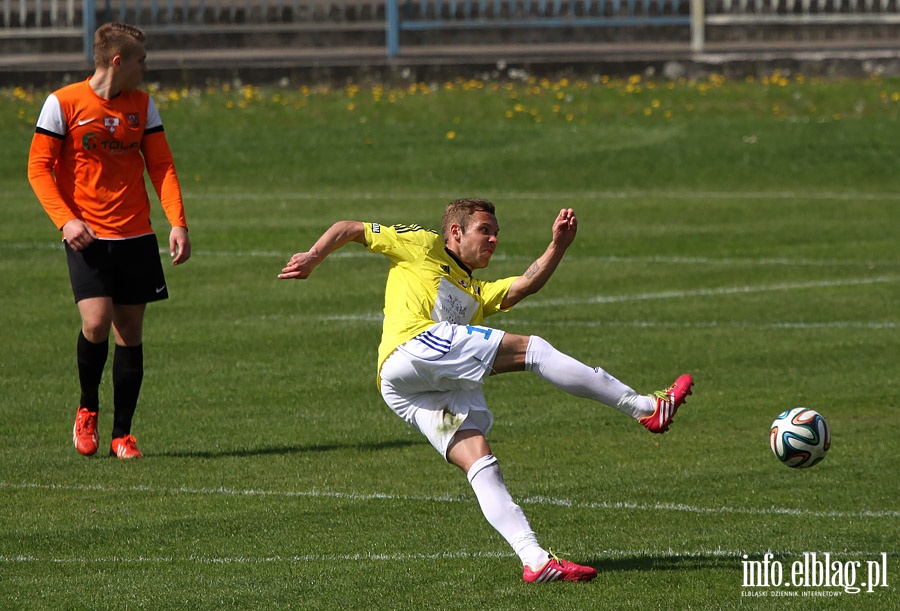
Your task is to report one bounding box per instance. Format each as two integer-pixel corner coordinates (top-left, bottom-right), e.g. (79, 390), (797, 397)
(515, 320), (900, 330)
(5, 242), (897, 326)
(2, 482), (895, 565)
(3, 549), (896, 565)
(4, 241), (898, 269)
(0, 551), (515, 564)
(2, 481), (897, 520)
(313, 275), (900, 327)
(318, 313), (899, 330)
(182, 189), (900, 203)
(6, 188), (900, 202)
(521, 275), (900, 308)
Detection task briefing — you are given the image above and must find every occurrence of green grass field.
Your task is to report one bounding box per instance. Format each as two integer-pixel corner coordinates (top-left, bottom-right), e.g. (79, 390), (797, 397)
(1, 72), (898, 609)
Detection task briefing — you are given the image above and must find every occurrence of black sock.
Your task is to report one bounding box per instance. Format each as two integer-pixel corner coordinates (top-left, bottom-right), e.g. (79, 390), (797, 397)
(112, 344), (143, 439)
(77, 331), (108, 411)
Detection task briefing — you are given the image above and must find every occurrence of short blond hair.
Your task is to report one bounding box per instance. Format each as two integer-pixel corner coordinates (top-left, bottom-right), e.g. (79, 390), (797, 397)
(93, 22), (145, 68)
(440, 198), (495, 243)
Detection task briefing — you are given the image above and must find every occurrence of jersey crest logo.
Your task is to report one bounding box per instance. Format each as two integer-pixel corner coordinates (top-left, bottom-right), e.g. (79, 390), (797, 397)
(126, 113), (139, 128)
(82, 132), (98, 150)
(457, 279), (469, 288)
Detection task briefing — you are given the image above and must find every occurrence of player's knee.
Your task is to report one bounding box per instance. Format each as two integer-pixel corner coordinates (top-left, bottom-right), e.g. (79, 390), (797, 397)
(493, 333), (530, 373)
(466, 454), (499, 482)
(524, 335), (553, 371)
(81, 320), (111, 343)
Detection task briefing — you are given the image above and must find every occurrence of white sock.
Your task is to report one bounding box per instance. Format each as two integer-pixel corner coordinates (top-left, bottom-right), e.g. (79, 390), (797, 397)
(524, 335), (654, 419)
(467, 455), (548, 570)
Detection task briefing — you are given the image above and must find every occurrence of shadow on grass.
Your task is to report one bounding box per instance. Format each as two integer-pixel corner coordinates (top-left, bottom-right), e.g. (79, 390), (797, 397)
(589, 552), (737, 573)
(155, 437), (426, 459)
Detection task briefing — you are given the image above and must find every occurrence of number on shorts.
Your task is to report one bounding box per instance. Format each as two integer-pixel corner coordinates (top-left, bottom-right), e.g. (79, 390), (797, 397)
(465, 325), (492, 340)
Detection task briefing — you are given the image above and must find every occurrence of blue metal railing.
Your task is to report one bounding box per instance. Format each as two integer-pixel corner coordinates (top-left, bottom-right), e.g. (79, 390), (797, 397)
(385, 0), (694, 57)
(2, 0), (898, 63)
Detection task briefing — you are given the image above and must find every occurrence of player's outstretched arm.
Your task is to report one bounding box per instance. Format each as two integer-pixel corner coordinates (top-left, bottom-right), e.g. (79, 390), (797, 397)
(278, 220), (366, 280)
(501, 208), (577, 308)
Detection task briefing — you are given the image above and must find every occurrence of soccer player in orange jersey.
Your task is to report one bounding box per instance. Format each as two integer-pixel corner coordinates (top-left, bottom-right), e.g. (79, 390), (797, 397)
(28, 22), (190, 459)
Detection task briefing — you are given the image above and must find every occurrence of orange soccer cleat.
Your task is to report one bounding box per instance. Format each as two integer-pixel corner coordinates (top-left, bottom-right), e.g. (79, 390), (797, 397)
(73, 407), (99, 456)
(110, 434), (143, 459)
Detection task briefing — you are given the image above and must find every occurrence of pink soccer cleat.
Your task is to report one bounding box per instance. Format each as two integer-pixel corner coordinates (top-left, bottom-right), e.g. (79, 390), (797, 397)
(639, 373), (694, 434)
(522, 552), (597, 583)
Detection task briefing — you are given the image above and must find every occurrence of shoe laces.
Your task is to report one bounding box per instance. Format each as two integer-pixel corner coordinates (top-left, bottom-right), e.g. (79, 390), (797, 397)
(76, 410), (97, 432)
(651, 389), (672, 406)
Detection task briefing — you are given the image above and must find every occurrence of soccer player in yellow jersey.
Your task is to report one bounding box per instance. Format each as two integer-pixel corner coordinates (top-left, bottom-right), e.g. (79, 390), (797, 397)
(280, 199), (693, 582)
(28, 23), (190, 459)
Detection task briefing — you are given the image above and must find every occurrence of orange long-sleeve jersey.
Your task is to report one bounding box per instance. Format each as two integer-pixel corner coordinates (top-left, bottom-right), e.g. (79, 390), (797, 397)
(27, 79), (187, 239)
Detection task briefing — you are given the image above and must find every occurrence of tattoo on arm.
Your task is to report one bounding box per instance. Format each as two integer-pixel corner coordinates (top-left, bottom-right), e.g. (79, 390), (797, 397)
(524, 261), (540, 279)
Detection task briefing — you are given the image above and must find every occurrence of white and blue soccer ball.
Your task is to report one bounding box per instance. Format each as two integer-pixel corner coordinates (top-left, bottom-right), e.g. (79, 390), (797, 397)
(769, 407), (830, 468)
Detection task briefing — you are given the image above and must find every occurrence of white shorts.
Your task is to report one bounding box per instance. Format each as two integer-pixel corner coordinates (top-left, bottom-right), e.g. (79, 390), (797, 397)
(379, 321), (506, 459)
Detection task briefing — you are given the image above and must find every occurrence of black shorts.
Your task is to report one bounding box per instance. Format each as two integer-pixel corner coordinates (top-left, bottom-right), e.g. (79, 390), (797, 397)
(65, 234), (169, 305)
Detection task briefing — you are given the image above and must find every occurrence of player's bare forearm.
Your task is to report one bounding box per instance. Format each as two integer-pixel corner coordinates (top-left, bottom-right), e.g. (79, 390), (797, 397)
(501, 209), (577, 307)
(506, 243), (567, 301)
(278, 220), (366, 280)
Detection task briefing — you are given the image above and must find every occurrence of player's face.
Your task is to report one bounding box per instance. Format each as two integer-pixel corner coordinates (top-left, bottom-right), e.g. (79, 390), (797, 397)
(116, 46), (148, 91)
(457, 211), (499, 270)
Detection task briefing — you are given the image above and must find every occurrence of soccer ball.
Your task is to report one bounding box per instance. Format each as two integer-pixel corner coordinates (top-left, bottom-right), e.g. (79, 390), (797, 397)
(769, 407), (830, 468)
